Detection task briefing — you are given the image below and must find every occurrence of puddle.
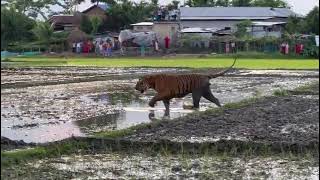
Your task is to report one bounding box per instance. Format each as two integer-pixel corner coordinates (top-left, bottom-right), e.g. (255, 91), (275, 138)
(1, 68), (319, 143)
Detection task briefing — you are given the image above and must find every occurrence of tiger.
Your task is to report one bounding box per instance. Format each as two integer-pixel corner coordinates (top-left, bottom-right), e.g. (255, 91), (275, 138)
(135, 58), (237, 114)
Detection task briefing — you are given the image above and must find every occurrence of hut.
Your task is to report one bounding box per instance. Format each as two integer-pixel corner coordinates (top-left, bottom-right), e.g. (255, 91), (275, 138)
(66, 28), (91, 50)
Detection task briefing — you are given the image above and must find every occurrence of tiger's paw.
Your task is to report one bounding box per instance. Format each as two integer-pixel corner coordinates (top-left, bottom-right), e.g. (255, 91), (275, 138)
(148, 101), (155, 107)
(183, 102), (198, 110)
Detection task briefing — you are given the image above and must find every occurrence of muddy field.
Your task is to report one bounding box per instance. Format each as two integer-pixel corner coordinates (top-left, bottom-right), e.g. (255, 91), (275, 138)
(125, 96), (319, 145)
(2, 152), (318, 179)
(1, 67), (319, 179)
(1, 67), (319, 143)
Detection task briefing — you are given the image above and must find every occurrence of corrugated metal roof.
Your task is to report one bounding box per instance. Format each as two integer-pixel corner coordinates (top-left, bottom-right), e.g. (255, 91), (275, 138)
(131, 22), (154, 26)
(252, 21), (287, 26)
(181, 16), (273, 20)
(181, 27), (223, 33)
(180, 7), (300, 20)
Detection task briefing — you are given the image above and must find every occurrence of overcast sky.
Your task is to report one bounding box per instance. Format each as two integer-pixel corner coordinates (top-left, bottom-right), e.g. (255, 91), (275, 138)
(74, 0), (319, 15)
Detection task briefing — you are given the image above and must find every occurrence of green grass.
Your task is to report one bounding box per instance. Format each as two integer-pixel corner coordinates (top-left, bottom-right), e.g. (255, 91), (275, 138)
(1, 141), (89, 167)
(5, 57), (319, 69)
(273, 89), (291, 96)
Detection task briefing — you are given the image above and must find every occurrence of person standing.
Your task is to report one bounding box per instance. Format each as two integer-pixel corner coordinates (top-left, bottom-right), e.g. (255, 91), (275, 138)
(103, 41), (108, 56)
(106, 41), (112, 57)
(99, 41), (104, 56)
(164, 36), (170, 50)
(231, 42), (236, 53)
(72, 42), (76, 53)
(76, 42), (81, 53)
(285, 43), (289, 55)
(225, 43), (230, 53)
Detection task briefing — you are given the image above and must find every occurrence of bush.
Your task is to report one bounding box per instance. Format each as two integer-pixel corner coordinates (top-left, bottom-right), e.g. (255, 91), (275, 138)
(302, 45), (319, 58)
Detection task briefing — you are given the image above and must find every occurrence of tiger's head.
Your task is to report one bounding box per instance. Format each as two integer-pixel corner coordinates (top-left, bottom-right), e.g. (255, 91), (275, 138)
(135, 77), (150, 93)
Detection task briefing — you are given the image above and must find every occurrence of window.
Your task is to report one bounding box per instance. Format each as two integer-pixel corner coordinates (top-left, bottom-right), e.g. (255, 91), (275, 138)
(224, 27), (231, 30)
(136, 26), (143, 30)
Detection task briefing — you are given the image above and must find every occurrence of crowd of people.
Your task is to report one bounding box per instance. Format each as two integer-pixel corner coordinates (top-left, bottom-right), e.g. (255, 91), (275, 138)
(155, 6), (178, 21)
(72, 38), (120, 56)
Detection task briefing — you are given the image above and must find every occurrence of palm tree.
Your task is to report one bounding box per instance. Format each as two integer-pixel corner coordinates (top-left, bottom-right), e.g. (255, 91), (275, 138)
(32, 22), (54, 51)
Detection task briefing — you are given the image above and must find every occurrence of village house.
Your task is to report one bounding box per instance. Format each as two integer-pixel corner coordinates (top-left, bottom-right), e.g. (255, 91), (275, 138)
(81, 4), (108, 20)
(48, 3), (108, 31)
(131, 22), (154, 32)
(179, 7), (301, 38)
(130, 6), (300, 48)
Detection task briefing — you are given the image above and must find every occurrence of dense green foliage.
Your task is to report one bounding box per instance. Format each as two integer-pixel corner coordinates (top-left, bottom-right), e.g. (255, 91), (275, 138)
(1, 8), (36, 50)
(105, 0), (156, 31)
(80, 15), (93, 34)
(235, 20), (252, 38)
(32, 22), (54, 46)
(90, 16), (103, 35)
(1, 0), (86, 20)
(285, 6), (319, 35)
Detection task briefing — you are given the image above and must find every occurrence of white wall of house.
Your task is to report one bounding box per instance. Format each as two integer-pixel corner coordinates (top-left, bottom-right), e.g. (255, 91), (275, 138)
(180, 20), (240, 31)
(133, 26), (153, 32)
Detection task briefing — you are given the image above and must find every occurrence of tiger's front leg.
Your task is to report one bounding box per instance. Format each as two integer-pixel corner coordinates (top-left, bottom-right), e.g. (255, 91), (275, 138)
(148, 93), (169, 108)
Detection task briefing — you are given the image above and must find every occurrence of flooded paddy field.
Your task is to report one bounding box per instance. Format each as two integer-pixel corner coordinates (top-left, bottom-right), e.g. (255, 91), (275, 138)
(1, 67), (319, 179)
(1, 67), (319, 143)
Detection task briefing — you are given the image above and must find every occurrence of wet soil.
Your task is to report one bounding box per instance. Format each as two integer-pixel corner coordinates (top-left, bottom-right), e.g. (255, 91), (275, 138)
(125, 95), (319, 145)
(1, 67), (319, 143)
(2, 152), (318, 179)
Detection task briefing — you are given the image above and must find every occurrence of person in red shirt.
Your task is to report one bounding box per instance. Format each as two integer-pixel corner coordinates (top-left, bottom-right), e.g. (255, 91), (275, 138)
(83, 41), (89, 54)
(164, 36), (170, 49)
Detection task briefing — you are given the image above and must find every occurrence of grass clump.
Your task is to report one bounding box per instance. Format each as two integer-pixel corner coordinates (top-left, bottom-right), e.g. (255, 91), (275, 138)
(273, 89), (290, 96)
(292, 81), (319, 94)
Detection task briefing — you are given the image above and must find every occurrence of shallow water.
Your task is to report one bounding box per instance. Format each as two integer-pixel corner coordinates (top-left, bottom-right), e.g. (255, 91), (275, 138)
(1, 68), (319, 143)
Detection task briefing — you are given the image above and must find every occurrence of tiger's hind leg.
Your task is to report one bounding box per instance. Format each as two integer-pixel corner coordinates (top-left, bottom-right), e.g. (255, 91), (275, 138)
(192, 90), (202, 109)
(202, 87), (221, 107)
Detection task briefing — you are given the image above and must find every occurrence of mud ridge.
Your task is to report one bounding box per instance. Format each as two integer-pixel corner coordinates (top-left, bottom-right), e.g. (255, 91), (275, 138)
(34, 136), (319, 156)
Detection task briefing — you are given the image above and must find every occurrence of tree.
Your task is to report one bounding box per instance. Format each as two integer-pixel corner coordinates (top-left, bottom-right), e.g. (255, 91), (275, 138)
(302, 6), (319, 34)
(215, 0), (230, 6)
(32, 21), (54, 47)
(252, 0), (288, 8)
(105, 0), (155, 31)
(284, 6), (319, 35)
(187, 0), (216, 7)
(1, 7), (35, 49)
(231, 0), (252, 7)
(80, 15), (93, 34)
(2, 0), (85, 20)
(90, 16), (102, 35)
(285, 15), (303, 34)
(167, 0), (180, 10)
(235, 20), (252, 38)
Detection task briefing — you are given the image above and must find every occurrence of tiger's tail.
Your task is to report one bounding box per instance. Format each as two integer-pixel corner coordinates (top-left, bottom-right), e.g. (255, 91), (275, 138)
(207, 57), (237, 79)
